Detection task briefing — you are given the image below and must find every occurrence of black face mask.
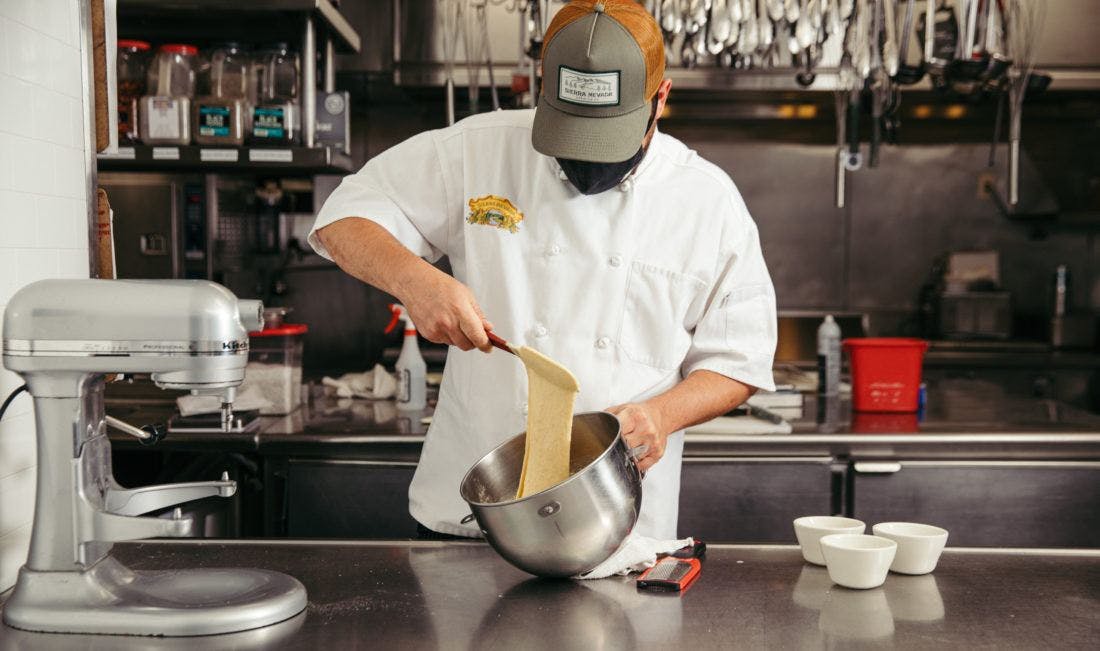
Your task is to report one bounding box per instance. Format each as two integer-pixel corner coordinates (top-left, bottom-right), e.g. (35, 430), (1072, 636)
(555, 98), (660, 195)
(556, 146), (646, 195)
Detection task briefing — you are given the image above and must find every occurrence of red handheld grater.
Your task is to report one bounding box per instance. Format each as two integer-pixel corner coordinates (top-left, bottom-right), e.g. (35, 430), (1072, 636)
(636, 541), (705, 592)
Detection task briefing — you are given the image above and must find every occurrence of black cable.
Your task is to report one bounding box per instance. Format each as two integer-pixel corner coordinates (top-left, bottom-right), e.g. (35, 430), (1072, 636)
(0, 384), (28, 422)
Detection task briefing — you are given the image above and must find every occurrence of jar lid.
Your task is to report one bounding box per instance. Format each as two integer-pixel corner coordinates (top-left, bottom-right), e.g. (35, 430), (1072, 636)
(118, 39), (151, 51)
(250, 324), (308, 337)
(159, 43), (198, 56)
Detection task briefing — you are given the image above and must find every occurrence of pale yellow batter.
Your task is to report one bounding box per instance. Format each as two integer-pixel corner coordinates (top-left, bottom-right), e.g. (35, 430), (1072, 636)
(513, 344), (580, 499)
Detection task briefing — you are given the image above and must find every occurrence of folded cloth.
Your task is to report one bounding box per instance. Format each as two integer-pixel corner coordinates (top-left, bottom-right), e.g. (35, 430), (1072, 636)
(176, 385), (272, 417)
(322, 364), (397, 399)
(575, 534), (694, 580)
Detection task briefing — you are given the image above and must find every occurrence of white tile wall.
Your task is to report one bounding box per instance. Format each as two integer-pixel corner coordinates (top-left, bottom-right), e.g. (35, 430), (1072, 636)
(0, 0), (90, 590)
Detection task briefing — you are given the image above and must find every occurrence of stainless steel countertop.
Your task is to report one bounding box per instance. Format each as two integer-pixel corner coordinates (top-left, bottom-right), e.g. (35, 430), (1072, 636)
(2, 541), (1097, 649)
(106, 378), (1100, 460)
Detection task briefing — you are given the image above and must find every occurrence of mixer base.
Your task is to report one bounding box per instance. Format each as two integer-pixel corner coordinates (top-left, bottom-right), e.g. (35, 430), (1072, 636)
(2, 555), (307, 636)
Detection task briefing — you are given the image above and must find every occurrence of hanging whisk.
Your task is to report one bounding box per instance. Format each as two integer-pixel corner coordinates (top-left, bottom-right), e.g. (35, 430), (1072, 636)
(1003, 0), (1047, 206)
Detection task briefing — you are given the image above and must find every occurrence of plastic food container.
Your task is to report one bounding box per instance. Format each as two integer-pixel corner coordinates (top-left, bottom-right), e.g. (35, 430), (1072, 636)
(246, 324), (307, 414)
(193, 42), (251, 145)
(843, 338), (929, 413)
(140, 43), (198, 145)
(116, 39), (151, 143)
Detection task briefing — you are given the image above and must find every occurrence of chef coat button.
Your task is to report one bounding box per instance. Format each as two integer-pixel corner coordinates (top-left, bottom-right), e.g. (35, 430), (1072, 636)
(522, 403), (529, 415)
(557, 168), (568, 181)
(547, 244), (561, 256)
(618, 178), (633, 192)
(608, 254), (622, 267)
(535, 325), (549, 338)
(596, 336), (611, 349)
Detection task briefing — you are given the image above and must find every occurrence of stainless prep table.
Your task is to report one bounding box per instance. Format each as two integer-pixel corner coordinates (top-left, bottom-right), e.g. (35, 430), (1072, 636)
(2, 541), (1097, 649)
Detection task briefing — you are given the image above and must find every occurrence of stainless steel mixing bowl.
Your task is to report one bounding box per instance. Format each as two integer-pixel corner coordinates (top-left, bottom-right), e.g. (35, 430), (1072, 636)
(459, 411), (643, 577)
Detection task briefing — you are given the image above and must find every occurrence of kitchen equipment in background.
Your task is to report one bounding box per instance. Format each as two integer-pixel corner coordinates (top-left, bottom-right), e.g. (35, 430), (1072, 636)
(817, 315), (842, 395)
(245, 323), (307, 415)
(459, 411), (642, 578)
(192, 42), (251, 146)
(251, 43), (300, 145)
(140, 43), (197, 145)
(793, 516), (867, 566)
(937, 250), (1012, 340)
(0, 279), (306, 635)
(116, 39), (151, 143)
(942, 250), (1001, 292)
(315, 90), (351, 153)
(170, 409), (262, 434)
(776, 312), (868, 363)
(99, 173), (209, 280)
(263, 306), (293, 329)
(1050, 264), (1097, 349)
(938, 291), (1012, 340)
(843, 338), (928, 412)
(255, 179), (284, 254)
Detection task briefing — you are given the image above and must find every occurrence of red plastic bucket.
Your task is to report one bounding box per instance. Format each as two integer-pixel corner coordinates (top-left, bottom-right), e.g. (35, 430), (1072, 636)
(843, 338), (929, 412)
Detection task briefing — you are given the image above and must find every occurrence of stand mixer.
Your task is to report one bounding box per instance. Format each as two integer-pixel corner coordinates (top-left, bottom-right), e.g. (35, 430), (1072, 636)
(0, 279), (307, 636)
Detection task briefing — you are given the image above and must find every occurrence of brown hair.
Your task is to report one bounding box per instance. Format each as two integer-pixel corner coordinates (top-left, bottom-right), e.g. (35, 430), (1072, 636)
(541, 0), (666, 100)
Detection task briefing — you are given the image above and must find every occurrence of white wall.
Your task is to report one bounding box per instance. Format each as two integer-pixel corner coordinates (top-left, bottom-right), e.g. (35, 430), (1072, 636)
(0, 0), (92, 590)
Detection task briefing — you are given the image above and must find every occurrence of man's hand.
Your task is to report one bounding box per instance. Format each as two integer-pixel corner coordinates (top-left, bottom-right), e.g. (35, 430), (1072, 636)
(606, 371), (757, 473)
(607, 402), (667, 473)
(401, 265), (493, 352)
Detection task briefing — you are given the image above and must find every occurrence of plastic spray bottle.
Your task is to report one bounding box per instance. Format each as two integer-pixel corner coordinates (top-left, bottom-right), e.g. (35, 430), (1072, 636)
(385, 304), (427, 411)
(817, 315), (841, 396)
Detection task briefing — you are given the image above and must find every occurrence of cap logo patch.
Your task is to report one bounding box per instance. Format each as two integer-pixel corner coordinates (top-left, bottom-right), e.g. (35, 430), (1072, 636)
(558, 66), (620, 106)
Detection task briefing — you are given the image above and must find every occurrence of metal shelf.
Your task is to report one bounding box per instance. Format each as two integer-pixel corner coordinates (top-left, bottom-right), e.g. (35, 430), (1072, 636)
(97, 145), (354, 174)
(116, 0), (360, 52)
(394, 63), (1100, 92)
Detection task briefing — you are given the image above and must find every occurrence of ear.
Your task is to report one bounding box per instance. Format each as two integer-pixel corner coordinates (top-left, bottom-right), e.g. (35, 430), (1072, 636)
(655, 78), (673, 117)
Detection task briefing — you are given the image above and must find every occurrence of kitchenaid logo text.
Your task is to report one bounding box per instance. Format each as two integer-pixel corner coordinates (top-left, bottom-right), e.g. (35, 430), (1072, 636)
(558, 67), (620, 106)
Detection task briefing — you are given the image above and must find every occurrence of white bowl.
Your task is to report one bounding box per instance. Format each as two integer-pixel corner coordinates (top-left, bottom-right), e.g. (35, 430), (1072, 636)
(793, 516), (866, 565)
(872, 522), (949, 575)
(820, 534), (897, 590)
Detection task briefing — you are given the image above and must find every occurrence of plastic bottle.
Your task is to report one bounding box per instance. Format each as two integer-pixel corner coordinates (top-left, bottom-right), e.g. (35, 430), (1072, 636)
(385, 304), (427, 411)
(817, 315), (841, 395)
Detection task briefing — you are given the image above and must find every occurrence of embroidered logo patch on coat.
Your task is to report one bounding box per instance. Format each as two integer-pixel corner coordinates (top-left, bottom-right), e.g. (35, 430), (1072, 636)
(466, 195), (524, 233)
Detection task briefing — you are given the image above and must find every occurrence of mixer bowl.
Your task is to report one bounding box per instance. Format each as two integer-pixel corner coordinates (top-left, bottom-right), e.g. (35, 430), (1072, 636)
(459, 411), (642, 577)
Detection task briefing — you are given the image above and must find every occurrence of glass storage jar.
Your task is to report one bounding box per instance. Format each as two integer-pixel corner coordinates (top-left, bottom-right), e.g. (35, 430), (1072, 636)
(193, 42), (251, 146)
(250, 43), (300, 145)
(116, 39), (151, 144)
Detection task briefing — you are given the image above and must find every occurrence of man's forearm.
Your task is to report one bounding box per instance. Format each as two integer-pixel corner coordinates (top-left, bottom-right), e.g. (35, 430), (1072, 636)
(645, 370), (756, 435)
(317, 217), (433, 300)
(317, 217), (493, 350)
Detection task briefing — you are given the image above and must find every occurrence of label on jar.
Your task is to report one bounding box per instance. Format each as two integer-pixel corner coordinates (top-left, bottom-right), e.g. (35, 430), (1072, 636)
(198, 105), (231, 137)
(252, 106), (286, 138)
(146, 98), (182, 140)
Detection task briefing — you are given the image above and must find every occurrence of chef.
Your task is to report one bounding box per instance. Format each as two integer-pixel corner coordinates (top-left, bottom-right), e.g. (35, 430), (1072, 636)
(309, 0), (776, 539)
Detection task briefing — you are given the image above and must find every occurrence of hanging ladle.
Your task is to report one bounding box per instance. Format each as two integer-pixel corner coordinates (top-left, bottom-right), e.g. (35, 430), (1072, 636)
(892, 0), (927, 85)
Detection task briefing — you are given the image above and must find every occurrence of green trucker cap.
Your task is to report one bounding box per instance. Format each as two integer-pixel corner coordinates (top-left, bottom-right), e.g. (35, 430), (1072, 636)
(532, 2), (656, 163)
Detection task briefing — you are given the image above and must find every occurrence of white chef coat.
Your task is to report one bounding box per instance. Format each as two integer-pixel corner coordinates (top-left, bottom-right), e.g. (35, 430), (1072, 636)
(309, 109), (776, 539)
